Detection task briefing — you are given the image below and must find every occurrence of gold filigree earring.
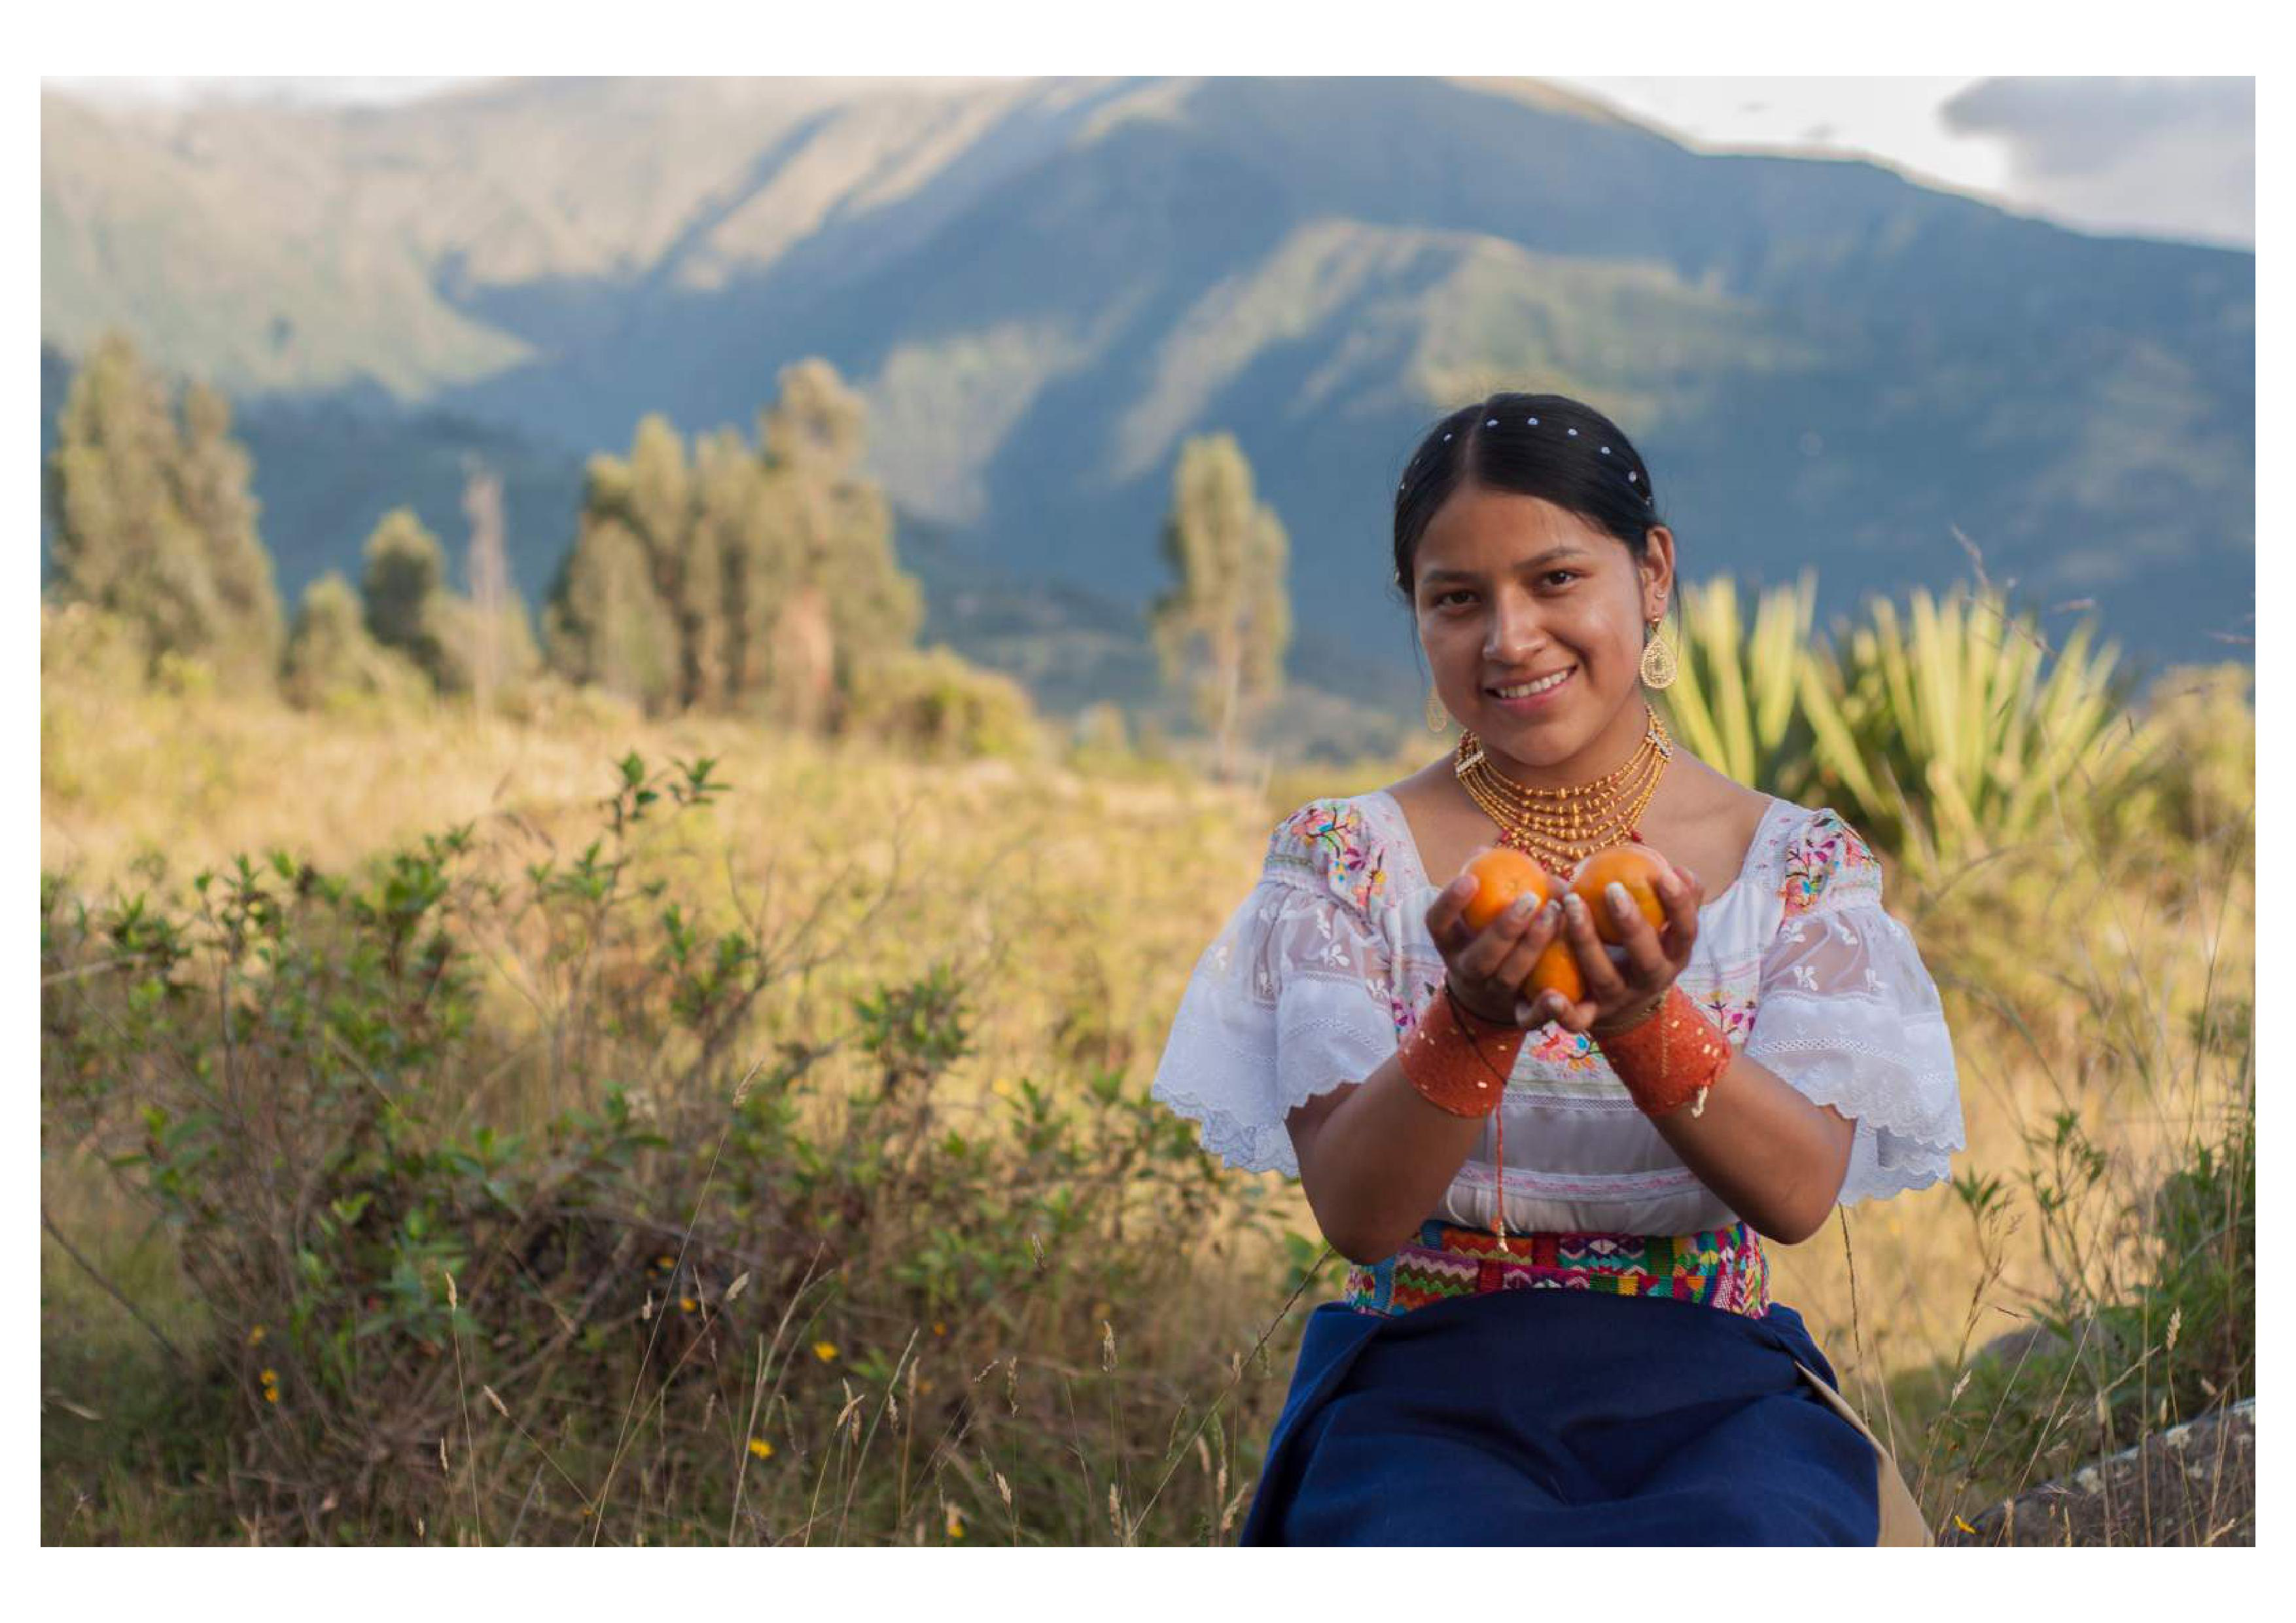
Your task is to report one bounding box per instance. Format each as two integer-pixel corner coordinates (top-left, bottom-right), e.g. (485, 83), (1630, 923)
(1639, 611), (1678, 690)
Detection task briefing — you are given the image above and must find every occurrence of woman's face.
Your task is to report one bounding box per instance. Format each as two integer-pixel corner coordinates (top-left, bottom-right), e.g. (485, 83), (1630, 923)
(1411, 479), (1673, 777)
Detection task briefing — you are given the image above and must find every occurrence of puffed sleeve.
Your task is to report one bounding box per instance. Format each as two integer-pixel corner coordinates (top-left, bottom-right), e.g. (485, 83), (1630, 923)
(1150, 798), (1404, 1177)
(1742, 808), (1966, 1204)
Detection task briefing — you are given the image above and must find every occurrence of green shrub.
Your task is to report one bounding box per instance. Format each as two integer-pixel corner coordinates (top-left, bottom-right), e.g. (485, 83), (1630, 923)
(41, 751), (1279, 1544)
(843, 645), (1044, 762)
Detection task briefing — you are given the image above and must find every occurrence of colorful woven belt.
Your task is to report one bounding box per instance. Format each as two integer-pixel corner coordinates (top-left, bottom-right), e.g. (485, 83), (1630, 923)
(1343, 1220), (1771, 1319)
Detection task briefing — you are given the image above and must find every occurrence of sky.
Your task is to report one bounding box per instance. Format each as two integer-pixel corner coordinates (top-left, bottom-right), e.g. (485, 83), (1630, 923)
(44, 74), (2255, 250)
(1553, 75), (2254, 249)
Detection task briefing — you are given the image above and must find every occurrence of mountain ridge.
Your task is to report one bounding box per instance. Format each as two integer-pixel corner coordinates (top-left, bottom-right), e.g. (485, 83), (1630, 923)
(41, 75), (2253, 720)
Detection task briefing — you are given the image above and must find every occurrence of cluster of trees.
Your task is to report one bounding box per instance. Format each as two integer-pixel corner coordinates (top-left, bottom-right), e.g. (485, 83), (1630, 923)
(43, 332), (1299, 769)
(542, 361), (921, 730)
(44, 333), (285, 691)
(283, 501), (541, 714)
(43, 336), (937, 733)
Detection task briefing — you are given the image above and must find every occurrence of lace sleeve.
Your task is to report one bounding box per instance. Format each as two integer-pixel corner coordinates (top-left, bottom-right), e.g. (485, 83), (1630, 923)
(1150, 799), (1402, 1177)
(1742, 810), (1966, 1205)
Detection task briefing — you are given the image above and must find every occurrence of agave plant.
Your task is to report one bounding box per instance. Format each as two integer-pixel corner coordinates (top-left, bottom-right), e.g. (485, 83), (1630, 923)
(1807, 584), (2147, 884)
(1652, 571), (1825, 802)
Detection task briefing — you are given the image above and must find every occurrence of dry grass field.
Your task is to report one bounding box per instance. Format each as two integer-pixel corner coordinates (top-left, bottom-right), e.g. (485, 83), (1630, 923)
(41, 634), (2252, 1544)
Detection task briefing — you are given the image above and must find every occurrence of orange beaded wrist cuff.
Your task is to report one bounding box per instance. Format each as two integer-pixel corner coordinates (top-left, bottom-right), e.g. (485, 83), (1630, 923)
(1591, 984), (1732, 1117)
(1398, 982), (1527, 1118)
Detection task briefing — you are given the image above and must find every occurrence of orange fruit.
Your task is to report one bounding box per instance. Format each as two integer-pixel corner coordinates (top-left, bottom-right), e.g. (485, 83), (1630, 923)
(1569, 844), (1674, 944)
(1527, 938), (1583, 1008)
(1460, 846), (1553, 933)
(1458, 846), (1580, 1016)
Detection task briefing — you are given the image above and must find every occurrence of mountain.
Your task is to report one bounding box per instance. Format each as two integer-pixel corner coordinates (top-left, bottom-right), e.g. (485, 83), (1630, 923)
(41, 75), (2254, 729)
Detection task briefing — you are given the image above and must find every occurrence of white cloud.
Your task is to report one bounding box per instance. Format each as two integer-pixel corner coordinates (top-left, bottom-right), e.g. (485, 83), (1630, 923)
(1553, 74), (2250, 249)
(1940, 77), (2253, 247)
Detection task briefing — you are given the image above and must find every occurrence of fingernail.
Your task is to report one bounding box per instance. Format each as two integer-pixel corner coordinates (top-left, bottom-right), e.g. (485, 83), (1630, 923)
(1565, 892), (1587, 916)
(1657, 870), (1682, 898)
(1606, 880), (1632, 914)
(1508, 893), (1537, 921)
(1543, 899), (1563, 925)
(1513, 999), (1536, 1024)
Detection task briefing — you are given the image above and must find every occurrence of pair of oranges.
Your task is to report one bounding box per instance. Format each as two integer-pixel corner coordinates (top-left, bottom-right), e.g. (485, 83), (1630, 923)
(1457, 843), (1674, 1010)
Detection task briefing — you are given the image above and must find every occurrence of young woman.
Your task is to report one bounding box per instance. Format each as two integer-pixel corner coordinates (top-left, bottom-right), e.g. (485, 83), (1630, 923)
(1151, 393), (1964, 1546)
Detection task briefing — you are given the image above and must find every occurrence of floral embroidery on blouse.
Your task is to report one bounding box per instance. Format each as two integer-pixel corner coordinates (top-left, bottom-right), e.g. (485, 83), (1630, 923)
(1273, 798), (1390, 917)
(1390, 972), (1443, 1037)
(1690, 982), (1759, 1048)
(1526, 1022), (1600, 1071)
(1778, 810), (1881, 918)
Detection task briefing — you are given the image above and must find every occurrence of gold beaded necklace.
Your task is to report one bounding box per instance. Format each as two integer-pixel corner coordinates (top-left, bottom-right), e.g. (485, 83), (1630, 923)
(1453, 704), (1674, 871)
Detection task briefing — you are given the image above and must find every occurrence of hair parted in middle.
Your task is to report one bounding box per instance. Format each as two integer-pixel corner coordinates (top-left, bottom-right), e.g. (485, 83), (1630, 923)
(1390, 393), (1665, 604)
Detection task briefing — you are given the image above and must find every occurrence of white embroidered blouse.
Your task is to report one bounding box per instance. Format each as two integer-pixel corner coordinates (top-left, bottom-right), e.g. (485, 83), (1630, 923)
(1150, 789), (1965, 1236)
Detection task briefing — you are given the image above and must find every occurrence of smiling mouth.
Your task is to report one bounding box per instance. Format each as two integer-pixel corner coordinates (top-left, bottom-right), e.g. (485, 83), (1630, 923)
(1487, 668), (1576, 699)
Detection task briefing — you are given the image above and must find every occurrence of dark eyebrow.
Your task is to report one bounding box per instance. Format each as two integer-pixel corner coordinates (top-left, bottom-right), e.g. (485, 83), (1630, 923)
(1418, 547), (1589, 586)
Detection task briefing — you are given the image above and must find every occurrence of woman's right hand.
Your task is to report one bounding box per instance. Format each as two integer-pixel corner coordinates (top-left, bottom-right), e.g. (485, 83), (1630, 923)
(1422, 872), (1566, 1027)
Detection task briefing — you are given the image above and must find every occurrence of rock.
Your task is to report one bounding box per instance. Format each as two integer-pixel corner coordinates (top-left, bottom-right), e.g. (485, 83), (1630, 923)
(1937, 1399), (2254, 1546)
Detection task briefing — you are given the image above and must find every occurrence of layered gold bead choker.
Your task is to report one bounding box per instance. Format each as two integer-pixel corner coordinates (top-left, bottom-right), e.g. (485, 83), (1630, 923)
(1453, 704), (1674, 874)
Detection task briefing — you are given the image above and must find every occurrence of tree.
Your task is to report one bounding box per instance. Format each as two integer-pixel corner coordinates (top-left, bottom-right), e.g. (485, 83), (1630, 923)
(282, 572), (431, 713)
(43, 330), (283, 690)
(173, 380), (284, 682)
(761, 360), (923, 732)
(459, 459), (541, 715)
(1148, 433), (1292, 780)
(542, 437), (691, 715)
(361, 508), (455, 684)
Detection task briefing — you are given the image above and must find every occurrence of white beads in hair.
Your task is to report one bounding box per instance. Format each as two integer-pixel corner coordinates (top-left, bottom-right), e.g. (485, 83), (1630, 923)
(1413, 411), (1655, 505)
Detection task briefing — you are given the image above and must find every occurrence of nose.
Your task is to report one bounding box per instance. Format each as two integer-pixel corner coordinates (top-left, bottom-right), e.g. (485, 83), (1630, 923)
(1482, 586), (1552, 666)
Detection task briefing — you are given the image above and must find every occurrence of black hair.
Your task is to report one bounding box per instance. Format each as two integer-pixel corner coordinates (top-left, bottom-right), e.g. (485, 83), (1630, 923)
(1390, 392), (1665, 603)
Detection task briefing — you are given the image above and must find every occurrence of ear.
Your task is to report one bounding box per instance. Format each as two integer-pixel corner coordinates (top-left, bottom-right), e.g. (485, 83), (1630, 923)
(1637, 526), (1678, 618)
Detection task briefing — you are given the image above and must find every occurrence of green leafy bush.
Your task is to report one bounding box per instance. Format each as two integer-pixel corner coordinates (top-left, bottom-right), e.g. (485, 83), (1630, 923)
(843, 645), (1044, 762)
(41, 752), (1279, 1544)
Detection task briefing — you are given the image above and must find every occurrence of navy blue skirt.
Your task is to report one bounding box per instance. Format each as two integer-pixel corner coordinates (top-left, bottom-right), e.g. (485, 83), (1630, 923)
(1241, 1288), (1878, 1545)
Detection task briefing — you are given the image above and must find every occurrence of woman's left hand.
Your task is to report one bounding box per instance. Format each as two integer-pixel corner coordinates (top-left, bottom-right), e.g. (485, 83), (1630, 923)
(1532, 863), (1705, 1037)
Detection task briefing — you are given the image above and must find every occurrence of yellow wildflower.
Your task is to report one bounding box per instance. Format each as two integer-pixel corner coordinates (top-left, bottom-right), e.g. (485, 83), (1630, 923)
(656, 1255), (675, 1270)
(264, 1387), (279, 1404)
(679, 1296), (698, 1313)
(247, 1325), (266, 1347)
(747, 1437), (775, 1460)
(1953, 1514), (1978, 1535)
(260, 1368), (279, 1386)
(813, 1340), (838, 1363)
(945, 1507), (965, 1540)
(932, 1321), (947, 1337)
